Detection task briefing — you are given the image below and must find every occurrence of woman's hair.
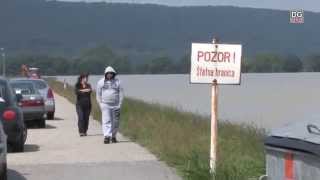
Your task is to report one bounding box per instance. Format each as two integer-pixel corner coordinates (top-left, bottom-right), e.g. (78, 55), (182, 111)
(76, 73), (89, 87)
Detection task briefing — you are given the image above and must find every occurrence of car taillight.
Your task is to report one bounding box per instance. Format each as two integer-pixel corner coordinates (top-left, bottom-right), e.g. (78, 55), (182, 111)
(47, 88), (54, 99)
(3, 110), (16, 121)
(21, 99), (44, 107)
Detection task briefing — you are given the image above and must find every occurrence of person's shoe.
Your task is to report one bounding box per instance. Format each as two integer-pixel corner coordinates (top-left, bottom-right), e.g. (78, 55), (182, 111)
(111, 137), (118, 143)
(104, 137), (110, 144)
(80, 133), (85, 137)
(84, 133), (87, 136)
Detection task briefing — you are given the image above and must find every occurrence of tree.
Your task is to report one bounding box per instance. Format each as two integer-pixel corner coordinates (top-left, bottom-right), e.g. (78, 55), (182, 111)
(250, 54), (284, 72)
(303, 54), (320, 72)
(241, 57), (254, 73)
(112, 57), (133, 74)
(139, 57), (175, 74)
(76, 45), (133, 74)
(282, 54), (303, 72)
(175, 54), (190, 74)
(6, 55), (72, 76)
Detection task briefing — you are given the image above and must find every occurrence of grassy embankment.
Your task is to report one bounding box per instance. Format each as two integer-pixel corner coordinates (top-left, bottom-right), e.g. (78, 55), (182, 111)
(47, 79), (266, 180)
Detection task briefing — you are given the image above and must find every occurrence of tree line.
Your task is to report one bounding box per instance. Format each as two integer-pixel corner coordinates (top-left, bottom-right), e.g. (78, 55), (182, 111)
(242, 54), (320, 73)
(3, 46), (184, 76)
(3, 46), (320, 76)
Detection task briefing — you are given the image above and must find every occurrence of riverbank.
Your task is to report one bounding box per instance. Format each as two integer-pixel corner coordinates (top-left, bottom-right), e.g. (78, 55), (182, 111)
(48, 79), (266, 180)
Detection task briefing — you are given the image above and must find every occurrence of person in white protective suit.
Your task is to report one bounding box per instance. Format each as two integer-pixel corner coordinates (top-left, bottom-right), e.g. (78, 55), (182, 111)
(96, 66), (124, 144)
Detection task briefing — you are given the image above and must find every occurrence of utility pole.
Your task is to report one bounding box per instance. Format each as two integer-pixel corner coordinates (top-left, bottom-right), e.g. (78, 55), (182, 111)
(0, 48), (5, 77)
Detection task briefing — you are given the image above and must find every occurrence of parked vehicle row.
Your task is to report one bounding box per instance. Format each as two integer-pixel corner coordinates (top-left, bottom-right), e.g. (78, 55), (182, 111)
(0, 76), (56, 179)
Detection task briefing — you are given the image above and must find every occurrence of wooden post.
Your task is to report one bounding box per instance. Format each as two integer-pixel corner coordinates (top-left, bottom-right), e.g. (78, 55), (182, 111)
(210, 79), (218, 172)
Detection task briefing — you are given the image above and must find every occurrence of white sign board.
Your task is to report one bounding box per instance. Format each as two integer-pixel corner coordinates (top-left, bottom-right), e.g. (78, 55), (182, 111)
(190, 43), (242, 84)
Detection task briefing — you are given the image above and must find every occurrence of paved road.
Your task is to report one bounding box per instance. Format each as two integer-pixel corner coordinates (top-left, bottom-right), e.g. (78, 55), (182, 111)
(8, 93), (181, 180)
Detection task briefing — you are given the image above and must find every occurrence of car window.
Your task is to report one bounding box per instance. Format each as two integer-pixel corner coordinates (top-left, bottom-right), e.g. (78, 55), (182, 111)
(0, 86), (6, 111)
(0, 85), (5, 99)
(11, 82), (36, 95)
(0, 81), (10, 109)
(34, 81), (47, 90)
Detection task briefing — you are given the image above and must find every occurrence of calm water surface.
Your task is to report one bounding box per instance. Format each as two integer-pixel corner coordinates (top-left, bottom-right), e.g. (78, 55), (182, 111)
(56, 73), (320, 129)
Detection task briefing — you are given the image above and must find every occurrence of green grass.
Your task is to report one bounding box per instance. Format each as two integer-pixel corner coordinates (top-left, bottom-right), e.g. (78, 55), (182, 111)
(47, 79), (266, 180)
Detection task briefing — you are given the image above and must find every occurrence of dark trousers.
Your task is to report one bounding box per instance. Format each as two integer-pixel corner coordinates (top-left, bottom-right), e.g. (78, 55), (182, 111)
(76, 103), (91, 134)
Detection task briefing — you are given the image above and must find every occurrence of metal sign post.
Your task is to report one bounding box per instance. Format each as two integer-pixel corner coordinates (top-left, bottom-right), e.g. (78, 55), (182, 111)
(210, 79), (218, 171)
(190, 37), (242, 173)
(210, 38), (219, 172)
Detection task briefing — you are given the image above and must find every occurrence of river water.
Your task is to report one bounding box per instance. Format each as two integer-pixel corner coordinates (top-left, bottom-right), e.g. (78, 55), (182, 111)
(56, 73), (320, 129)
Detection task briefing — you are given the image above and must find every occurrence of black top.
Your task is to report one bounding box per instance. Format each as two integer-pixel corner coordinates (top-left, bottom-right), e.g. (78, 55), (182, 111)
(75, 83), (92, 107)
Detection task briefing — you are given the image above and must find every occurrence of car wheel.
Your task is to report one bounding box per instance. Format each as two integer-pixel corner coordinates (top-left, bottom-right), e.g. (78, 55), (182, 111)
(47, 112), (54, 120)
(38, 118), (46, 128)
(12, 140), (24, 153)
(0, 163), (7, 180)
(11, 129), (25, 152)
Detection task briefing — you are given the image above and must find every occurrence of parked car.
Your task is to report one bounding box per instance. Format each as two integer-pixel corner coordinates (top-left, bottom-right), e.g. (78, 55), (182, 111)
(0, 106), (7, 180)
(20, 79), (55, 120)
(10, 80), (46, 128)
(0, 78), (26, 152)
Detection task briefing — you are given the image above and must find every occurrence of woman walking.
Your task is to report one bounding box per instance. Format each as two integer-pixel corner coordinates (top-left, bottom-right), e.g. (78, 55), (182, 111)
(75, 74), (92, 137)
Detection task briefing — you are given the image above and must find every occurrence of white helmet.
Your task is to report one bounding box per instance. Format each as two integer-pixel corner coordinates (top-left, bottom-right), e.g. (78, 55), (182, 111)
(104, 66), (116, 74)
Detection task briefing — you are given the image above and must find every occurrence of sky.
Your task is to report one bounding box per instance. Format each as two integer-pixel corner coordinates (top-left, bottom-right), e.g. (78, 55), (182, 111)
(58, 0), (320, 12)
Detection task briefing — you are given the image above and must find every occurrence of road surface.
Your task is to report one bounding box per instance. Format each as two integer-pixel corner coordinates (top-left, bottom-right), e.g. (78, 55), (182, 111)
(8, 93), (181, 180)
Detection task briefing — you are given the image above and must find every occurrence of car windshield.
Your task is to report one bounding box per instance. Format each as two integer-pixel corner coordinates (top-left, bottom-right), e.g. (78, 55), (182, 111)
(34, 81), (47, 90)
(11, 82), (36, 95)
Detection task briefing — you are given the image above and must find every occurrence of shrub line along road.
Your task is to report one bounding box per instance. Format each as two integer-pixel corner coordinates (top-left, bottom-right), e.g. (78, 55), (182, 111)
(7, 93), (181, 180)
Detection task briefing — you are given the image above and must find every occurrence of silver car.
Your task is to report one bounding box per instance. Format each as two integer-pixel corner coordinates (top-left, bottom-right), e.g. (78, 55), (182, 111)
(10, 80), (46, 128)
(31, 79), (55, 120)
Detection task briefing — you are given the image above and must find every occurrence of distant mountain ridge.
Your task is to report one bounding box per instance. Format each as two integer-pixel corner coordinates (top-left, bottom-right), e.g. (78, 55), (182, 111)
(0, 0), (319, 59)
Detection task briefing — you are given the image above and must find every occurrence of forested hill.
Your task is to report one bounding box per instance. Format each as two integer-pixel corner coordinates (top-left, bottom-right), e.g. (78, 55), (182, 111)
(0, 0), (320, 58)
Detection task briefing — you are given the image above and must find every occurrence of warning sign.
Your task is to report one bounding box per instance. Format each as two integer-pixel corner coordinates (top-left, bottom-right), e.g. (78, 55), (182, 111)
(190, 43), (242, 84)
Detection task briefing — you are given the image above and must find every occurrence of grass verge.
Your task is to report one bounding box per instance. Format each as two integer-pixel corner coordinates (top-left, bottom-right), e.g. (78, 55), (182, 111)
(47, 79), (266, 180)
